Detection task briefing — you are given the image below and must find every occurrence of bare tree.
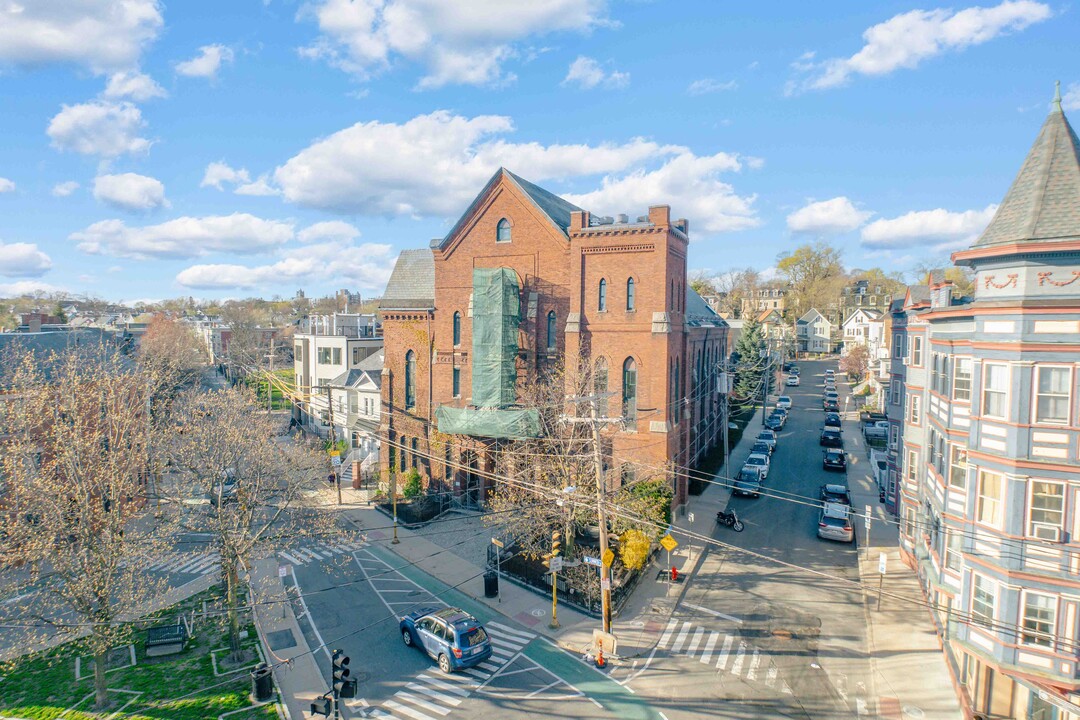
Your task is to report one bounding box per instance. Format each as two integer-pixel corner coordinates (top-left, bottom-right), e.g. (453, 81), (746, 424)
(713, 267), (761, 317)
(165, 387), (335, 662)
(138, 314), (207, 396)
(0, 345), (177, 710)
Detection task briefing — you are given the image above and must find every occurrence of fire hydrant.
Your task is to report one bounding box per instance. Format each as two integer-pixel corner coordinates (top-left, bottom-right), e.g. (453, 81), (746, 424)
(595, 639), (605, 668)
(670, 566), (679, 582)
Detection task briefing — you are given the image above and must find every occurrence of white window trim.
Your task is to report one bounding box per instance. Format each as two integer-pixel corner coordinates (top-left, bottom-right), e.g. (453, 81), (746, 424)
(1027, 478), (1065, 542)
(906, 448), (919, 482)
(909, 395), (921, 426)
(911, 336), (924, 367)
(975, 468), (1005, 529)
(971, 572), (996, 627)
(952, 356), (973, 402)
(981, 362), (1010, 420)
(1019, 590), (1057, 649)
(1031, 364), (1073, 427)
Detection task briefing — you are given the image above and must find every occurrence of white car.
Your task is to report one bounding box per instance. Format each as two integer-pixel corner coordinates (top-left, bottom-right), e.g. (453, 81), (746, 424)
(744, 452), (770, 481)
(755, 429), (777, 452)
(786, 375), (800, 386)
(776, 396), (792, 410)
(824, 369), (836, 379)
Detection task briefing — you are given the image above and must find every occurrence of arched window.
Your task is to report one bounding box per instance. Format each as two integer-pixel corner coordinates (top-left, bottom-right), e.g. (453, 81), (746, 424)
(404, 350), (416, 410)
(626, 277), (635, 311)
(453, 311), (461, 347)
(496, 218), (511, 242)
(594, 357), (608, 395)
(622, 358), (638, 422)
(546, 310), (557, 350)
(598, 279), (607, 311)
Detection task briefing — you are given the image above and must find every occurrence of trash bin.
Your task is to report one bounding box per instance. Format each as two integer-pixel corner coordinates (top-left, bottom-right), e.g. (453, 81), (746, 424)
(483, 570), (498, 598)
(251, 662), (273, 702)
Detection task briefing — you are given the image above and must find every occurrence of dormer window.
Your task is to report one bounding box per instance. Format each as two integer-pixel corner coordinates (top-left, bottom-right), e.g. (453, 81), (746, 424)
(496, 218), (511, 243)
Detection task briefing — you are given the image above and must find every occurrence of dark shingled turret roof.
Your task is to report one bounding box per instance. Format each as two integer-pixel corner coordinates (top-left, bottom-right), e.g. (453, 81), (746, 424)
(379, 249), (434, 309)
(975, 84), (1080, 248)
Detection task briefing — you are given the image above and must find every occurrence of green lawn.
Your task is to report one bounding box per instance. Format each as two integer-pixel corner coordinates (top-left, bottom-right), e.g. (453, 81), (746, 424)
(0, 589), (279, 720)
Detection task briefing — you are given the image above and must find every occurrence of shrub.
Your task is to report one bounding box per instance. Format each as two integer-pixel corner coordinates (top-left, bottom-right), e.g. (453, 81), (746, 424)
(402, 469), (422, 500)
(619, 529), (651, 571)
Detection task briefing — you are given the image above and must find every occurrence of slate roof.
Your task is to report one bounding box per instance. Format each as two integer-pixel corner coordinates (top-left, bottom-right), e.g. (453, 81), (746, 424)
(332, 352), (384, 389)
(975, 98), (1080, 248)
(431, 168), (583, 250)
(906, 285), (931, 307)
(379, 249), (435, 310)
(685, 287), (728, 328)
(797, 309), (826, 325)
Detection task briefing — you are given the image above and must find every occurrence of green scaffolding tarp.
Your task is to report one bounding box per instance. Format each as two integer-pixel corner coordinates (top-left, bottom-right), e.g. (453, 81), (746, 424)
(436, 267), (541, 439)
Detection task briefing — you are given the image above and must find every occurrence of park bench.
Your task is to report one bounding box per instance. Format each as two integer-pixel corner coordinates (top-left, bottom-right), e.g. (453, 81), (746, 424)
(145, 623), (188, 657)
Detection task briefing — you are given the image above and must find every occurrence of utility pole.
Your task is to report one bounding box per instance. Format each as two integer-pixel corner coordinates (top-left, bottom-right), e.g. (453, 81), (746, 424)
(266, 337), (274, 414)
(325, 384), (341, 506)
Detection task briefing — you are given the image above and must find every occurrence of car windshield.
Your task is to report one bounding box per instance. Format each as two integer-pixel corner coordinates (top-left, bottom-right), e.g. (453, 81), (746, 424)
(747, 456), (766, 465)
(458, 626), (488, 647)
(738, 471), (759, 482)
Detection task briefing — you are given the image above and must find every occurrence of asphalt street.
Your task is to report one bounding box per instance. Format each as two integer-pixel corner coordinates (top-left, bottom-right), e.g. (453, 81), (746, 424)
(614, 359), (872, 720)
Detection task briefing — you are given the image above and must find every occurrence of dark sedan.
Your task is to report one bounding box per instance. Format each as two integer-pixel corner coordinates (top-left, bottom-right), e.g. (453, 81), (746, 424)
(822, 448), (847, 471)
(823, 398), (840, 412)
(820, 429), (843, 447)
(765, 414), (785, 431)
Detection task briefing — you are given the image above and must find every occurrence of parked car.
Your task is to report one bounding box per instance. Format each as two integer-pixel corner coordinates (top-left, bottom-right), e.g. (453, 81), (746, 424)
(863, 421), (889, 441)
(208, 470), (238, 507)
(751, 440), (773, 457)
(822, 448), (847, 472)
(400, 607), (493, 673)
(756, 429), (777, 452)
(776, 396), (792, 410)
(818, 503), (854, 543)
(782, 362), (793, 373)
(733, 467), (764, 497)
(786, 375), (800, 386)
(820, 483), (852, 505)
(764, 414), (784, 432)
(744, 452), (770, 480)
(824, 369), (835, 378)
(790, 366), (800, 375)
(824, 379), (836, 390)
(823, 412), (842, 428)
(823, 390), (839, 401)
(823, 398), (840, 412)
(820, 429), (843, 447)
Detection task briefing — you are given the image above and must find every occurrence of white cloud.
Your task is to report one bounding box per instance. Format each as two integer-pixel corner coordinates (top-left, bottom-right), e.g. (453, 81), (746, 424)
(92, 173), (168, 211)
(0, 280), (66, 296)
(70, 213), (296, 259)
(0, 240), (52, 277)
(787, 197), (872, 235)
(860, 205), (998, 248)
(0, 0), (163, 74)
(201, 161), (251, 189)
(235, 175), (280, 196)
(52, 181), (80, 197)
(0, 177), (14, 193)
(298, 221), (361, 243)
(175, 44), (234, 79)
(47, 101), (150, 157)
(273, 110), (679, 215)
(103, 71), (167, 101)
(563, 152), (759, 234)
(1063, 82), (1080, 111)
(562, 56), (629, 90)
(176, 240), (394, 290)
(687, 78), (737, 95)
(299, 0), (609, 89)
(792, 1), (1050, 92)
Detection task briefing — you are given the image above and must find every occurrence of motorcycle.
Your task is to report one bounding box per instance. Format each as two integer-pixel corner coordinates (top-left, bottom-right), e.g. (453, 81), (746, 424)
(716, 509), (744, 532)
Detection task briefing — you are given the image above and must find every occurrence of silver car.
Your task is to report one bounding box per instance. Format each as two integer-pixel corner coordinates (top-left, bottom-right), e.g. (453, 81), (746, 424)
(817, 502), (854, 543)
(744, 452), (770, 481)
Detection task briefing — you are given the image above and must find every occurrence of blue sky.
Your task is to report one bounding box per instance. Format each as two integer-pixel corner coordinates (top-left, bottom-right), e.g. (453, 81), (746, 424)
(0, 0), (1077, 303)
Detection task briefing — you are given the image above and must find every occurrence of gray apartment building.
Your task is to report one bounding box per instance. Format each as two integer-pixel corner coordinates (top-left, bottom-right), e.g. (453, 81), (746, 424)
(890, 90), (1080, 719)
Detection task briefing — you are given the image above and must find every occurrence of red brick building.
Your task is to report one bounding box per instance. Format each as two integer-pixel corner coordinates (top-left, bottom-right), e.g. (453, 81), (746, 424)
(378, 169), (728, 508)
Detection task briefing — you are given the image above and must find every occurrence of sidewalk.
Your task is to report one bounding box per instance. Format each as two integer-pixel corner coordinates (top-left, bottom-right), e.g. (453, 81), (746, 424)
(845, 412), (962, 720)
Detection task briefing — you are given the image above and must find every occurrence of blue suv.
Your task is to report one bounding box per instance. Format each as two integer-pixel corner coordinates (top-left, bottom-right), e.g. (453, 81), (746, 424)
(399, 607), (492, 673)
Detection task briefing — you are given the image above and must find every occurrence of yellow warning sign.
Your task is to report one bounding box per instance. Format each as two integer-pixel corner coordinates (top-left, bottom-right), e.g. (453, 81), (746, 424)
(601, 548), (615, 568)
(659, 534), (679, 552)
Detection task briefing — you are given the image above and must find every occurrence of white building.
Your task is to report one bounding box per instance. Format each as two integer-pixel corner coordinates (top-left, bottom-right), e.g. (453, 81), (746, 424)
(796, 308), (832, 354)
(841, 307), (884, 357)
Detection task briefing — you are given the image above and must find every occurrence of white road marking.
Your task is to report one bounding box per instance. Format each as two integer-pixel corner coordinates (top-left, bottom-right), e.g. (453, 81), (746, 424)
(729, 642), (746, 676)
(766, 665), (778, 687)
(680, 602), (743, 624)
(699, 632), (720, 665)
(289, 566), (332, 661)
(415, 675), (468, 698)
(715, 635), (734, 670)
(747, 649), (761, 681)
(278, 551), (303, 565)
(384, 698), (437, 720)
(404, 682), (461, 706)
(657, 619), (679, 648)
(670, 622), (692, 652)
(485, 621), (536, 644)
(686, 628), (705, 656)
(394, 691), (451, 716)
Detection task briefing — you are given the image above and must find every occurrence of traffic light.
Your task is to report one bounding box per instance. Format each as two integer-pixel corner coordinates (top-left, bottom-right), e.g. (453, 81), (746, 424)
(331, 649), (356, 699)
(551, 531), (562, 558)
(309, 694), (331, 716)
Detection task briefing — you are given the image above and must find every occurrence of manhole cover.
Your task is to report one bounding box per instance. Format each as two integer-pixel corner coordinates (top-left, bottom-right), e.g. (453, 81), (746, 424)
(902, 706), (925, 719)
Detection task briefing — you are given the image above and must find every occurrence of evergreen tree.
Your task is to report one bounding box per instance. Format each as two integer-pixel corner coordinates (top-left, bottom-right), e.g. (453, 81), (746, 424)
(733, 316), (766, 403)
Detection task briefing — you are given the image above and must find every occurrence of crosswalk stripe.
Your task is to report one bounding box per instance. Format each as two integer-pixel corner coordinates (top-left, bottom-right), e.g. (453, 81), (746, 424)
(416, 675), (469, 696)
(395, 691), (451, 716)
(670, 622), (692, 653)
(782, 682), (793, 695)
(715, 634), (734, 670)
(700, 632), (720, 665)
(489, 647), (514, 660)
(405, 682), (461, 706)
(384, 699), (437, 720)
(278, 551), (303, 565)
(729, 642), (747, 676)
(459, 667), (488, 681)
(657, 619), (679, 649)
(174, 556), (210, 573)
(301, 547), (328, 560)
(686, 628), (705, 655)
(477, 661), (500, 672)
(747, 649), (761, 681)
(187, 556), (218, 573)
(165, 555), (199, 571)
(766, 665), (778, 687)
(484, 622), (535, 644)
(203, 563), (220, 575)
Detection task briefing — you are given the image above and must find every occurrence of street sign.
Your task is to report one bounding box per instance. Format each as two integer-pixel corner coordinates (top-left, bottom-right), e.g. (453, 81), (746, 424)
(660, 535), (679, 552)
(491, 537), (504, 548)
(331, 454), (342, 466)
(278, 565), (289, 578)
(549, 557), (564, 572)
(583, 556), (601, 567)
(601, 548), (615, 568)
(688, 512), (695, 523)
(600, 578), (611, 591)
(878, 553), (887, 575)
(864, 504), (872, 530)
